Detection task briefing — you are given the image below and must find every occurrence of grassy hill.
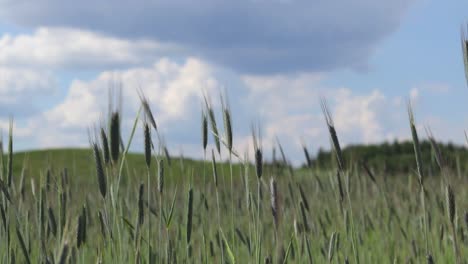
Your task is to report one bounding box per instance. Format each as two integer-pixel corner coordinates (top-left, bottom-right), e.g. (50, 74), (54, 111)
(11, 148), (222, 176)
(8, 148), (250, 198)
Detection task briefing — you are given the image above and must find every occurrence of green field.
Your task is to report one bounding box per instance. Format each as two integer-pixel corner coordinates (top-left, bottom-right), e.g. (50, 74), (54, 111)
(0, 101), (467, 264)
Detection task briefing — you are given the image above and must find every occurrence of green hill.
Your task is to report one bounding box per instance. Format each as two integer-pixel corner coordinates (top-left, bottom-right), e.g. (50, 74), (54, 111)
(10, 139), (468, 183)
(9, 147), (212, 177)
(7, 148), (246, 194)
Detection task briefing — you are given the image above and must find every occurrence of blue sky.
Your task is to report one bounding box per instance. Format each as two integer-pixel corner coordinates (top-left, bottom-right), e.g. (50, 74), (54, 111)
(0, 0), (467, 163)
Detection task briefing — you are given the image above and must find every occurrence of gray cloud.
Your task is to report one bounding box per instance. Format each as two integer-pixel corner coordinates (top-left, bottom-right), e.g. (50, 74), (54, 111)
(0, 0), (412, 74)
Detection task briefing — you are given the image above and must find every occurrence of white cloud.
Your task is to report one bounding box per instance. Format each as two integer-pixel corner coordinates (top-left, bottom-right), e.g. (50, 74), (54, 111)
(333, 89), (388, 143)
(241, 73), (411, 163)
(409, 82), (451, 105)
(242, 73), (325, 152)
(0, 67), (56, 119)
(0, 27), (178, 69)
(32, 57), (220, 148)
(2, 56), (458, 165)
(410, 87), (419, 102)
(0, 67), (56, 103)
(243, 73), (401, 143)
(243, 73), (324, 117)
(0, 27), (179, 118)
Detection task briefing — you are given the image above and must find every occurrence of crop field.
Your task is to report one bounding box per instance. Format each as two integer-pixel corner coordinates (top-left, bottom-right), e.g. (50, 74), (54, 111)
(0, 92), (467, 264)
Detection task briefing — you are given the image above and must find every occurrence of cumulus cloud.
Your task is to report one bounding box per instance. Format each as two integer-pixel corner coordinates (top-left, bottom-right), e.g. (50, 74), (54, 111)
(334, 90), (384, 141)
(36, 66), (417, 163)
(1, 55), (454, 164)
(0, 27), (178, 69)
(241, 73), (416, 163)
(0, 0), (413, 73)
(240, 74), (322, 157)
(0, 67), (55, 100)
(32, 57), (220, 148)
(0, 67), (56, 115)
(0, 26), (184, 118)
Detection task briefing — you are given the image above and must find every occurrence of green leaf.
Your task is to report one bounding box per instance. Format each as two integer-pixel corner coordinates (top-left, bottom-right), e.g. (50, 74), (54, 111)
(305, 235), (313, 263)
(116, 106), (142, 197)
(282, 233), (294, 264)
(165, 187), (178, 228)
(220, 229), (235, 264)
(121, 216), (135, 239)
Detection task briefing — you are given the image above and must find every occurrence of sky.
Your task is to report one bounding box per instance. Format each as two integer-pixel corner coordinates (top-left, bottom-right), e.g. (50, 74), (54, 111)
(0, 0), (467, 164)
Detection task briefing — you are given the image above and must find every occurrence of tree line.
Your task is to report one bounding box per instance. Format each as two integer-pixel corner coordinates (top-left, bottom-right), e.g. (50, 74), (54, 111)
(307, 140), (468, 176)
